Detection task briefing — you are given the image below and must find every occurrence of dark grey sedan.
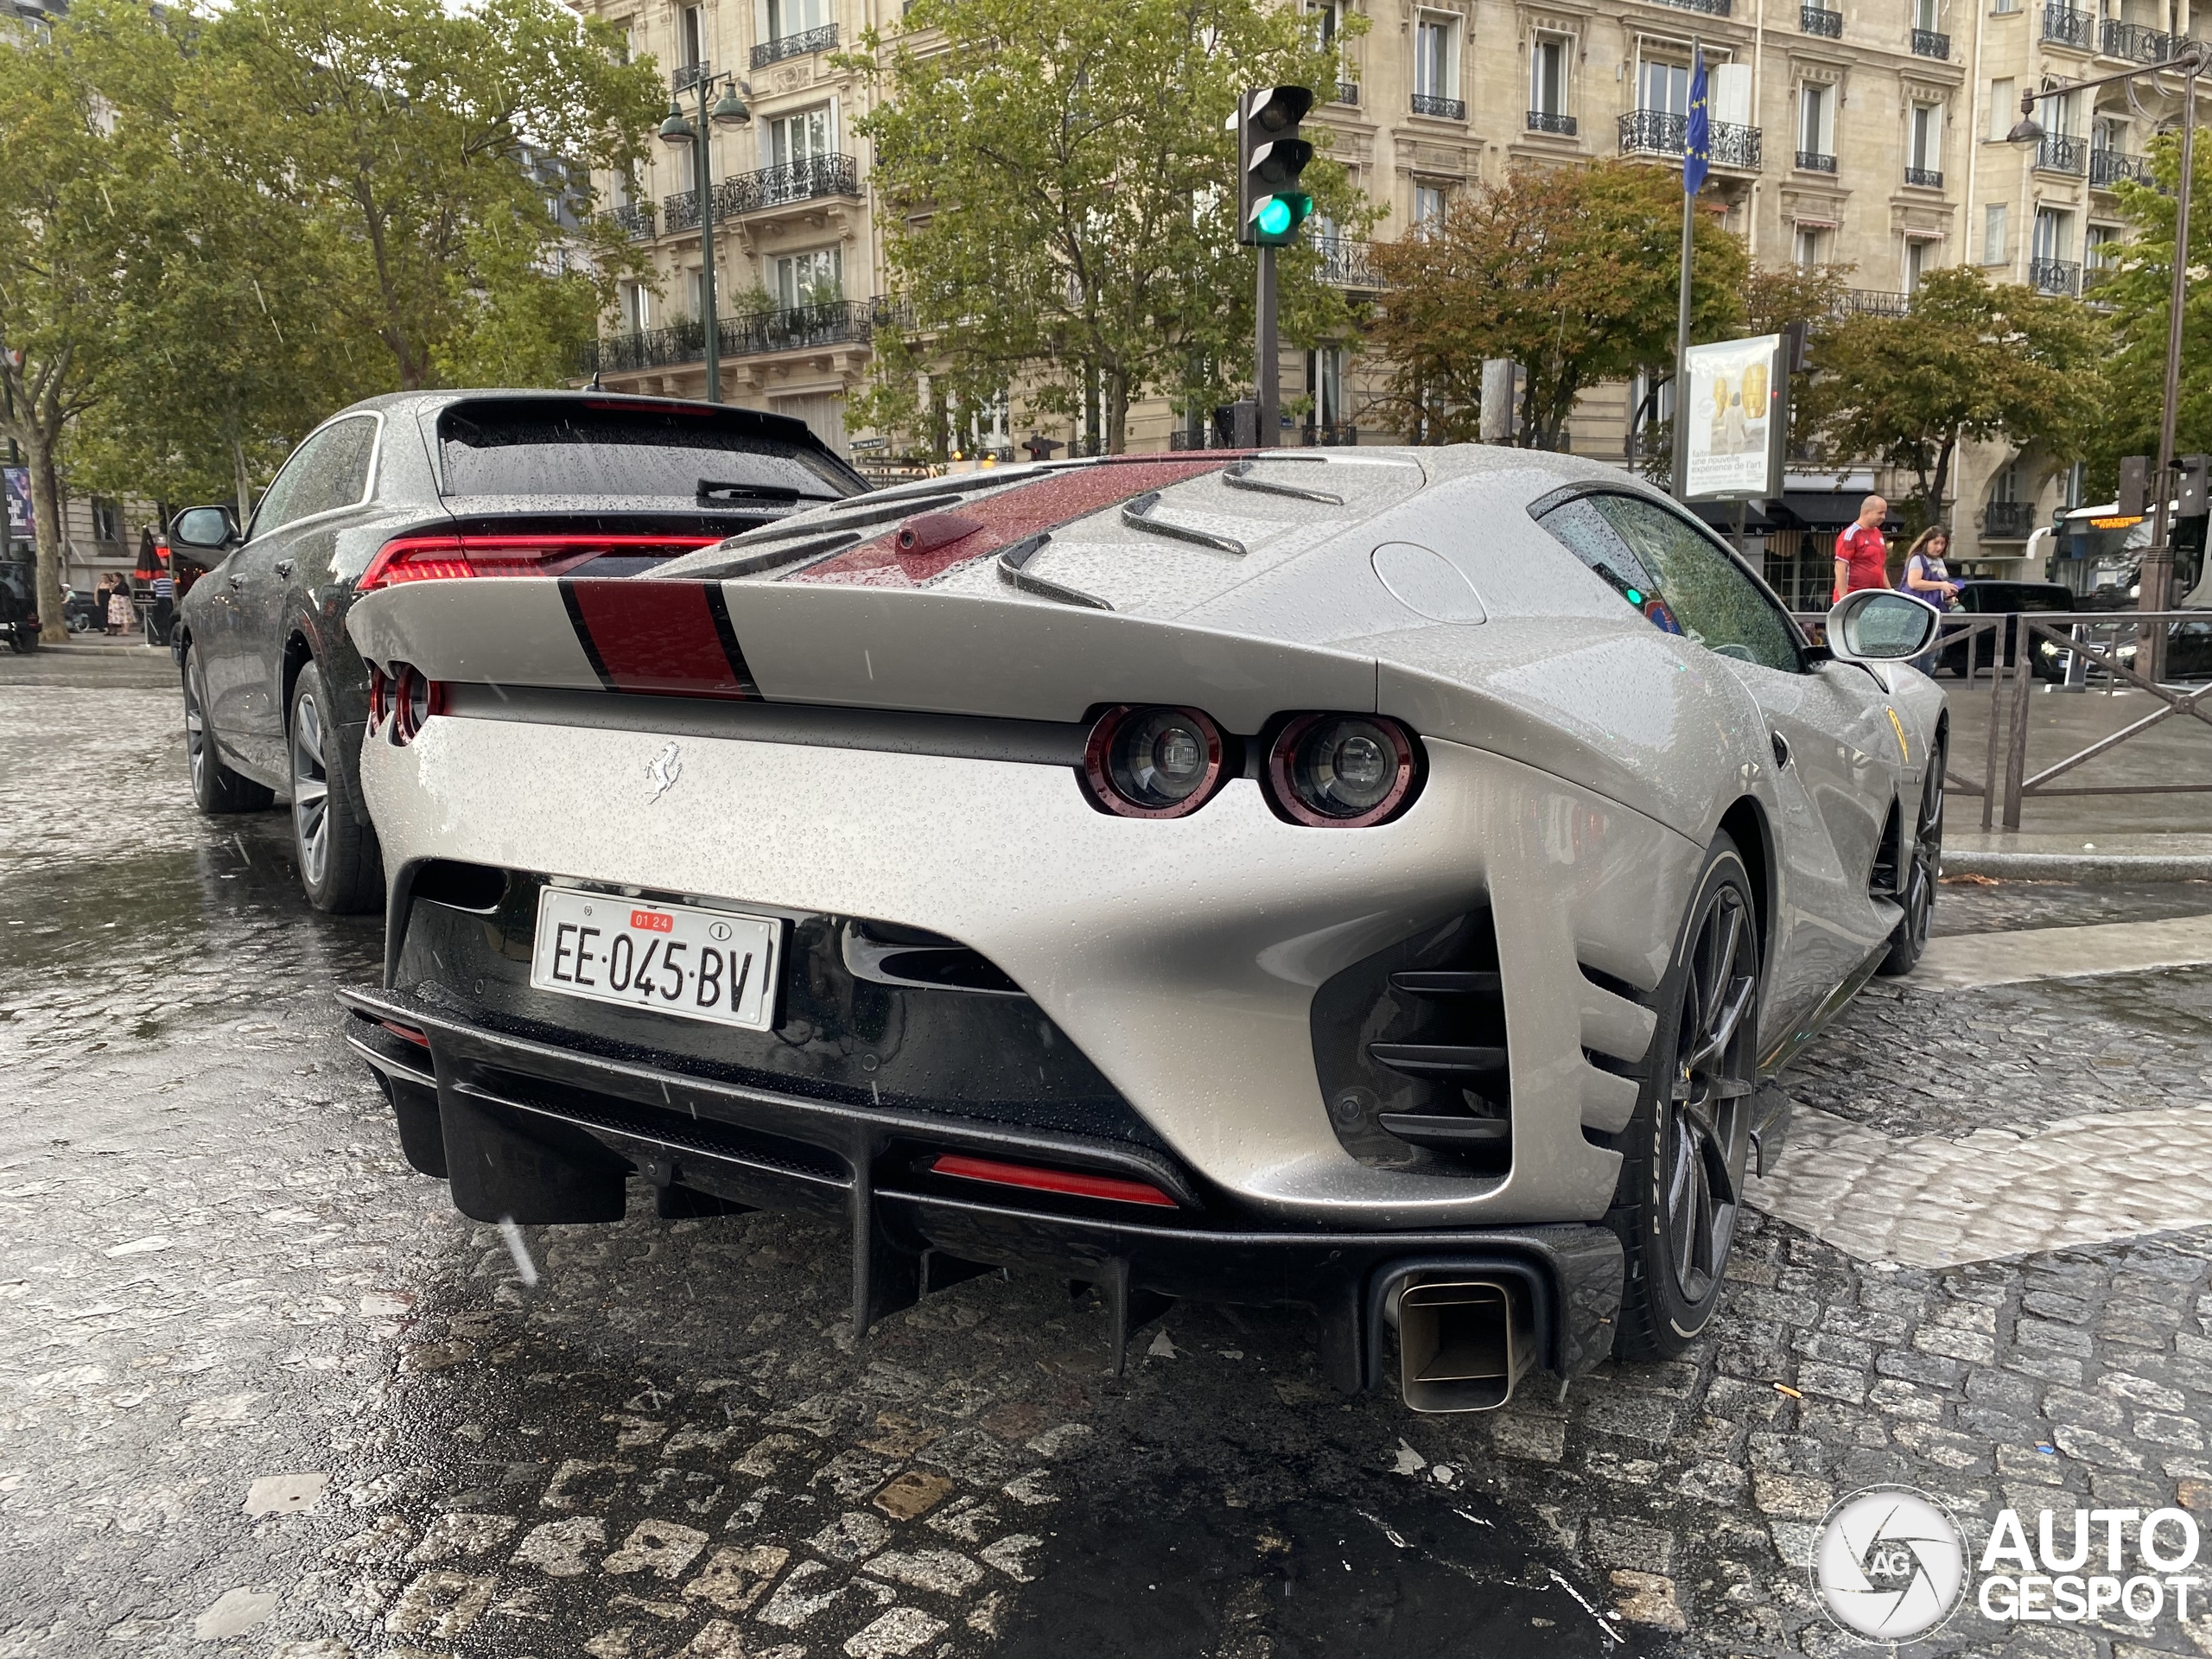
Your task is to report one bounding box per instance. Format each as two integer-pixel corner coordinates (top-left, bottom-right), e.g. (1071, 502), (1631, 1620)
(169, 391), (867, 912)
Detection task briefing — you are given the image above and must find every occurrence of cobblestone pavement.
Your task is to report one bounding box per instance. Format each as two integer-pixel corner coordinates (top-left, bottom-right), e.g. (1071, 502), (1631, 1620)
(6, 661), (2212, 1659)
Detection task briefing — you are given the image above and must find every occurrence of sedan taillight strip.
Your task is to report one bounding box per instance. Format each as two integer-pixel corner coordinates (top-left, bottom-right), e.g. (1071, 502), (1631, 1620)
(358, 532), (723, 592)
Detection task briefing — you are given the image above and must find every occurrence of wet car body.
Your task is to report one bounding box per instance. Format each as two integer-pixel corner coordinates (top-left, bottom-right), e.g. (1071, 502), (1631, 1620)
(170, 391), (867, 910)
(338, 447), (1948, 1411)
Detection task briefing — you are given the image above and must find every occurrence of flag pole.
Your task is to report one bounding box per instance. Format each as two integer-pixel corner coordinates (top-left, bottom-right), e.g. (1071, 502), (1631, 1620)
(1671, 39), (1704, 499)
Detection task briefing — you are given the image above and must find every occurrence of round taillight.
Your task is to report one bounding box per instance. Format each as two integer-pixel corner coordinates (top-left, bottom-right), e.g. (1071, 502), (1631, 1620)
(390, 664), (444, 745)
(1264, 714), (1421, 827)
(1082, 704), (1227, 818)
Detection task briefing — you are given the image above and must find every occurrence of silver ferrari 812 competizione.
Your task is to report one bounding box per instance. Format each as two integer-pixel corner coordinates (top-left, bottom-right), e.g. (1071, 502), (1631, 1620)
(337, 446), (1944, 1414)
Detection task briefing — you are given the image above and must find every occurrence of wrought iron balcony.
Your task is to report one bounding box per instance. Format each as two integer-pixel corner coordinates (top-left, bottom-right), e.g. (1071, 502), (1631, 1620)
(607, 202), (656, 240)
(1335, 80), (1361, 105)
(1910, 27), (1950, 55)
(580, 297), (910, 377)
(1655, 0), (1732, 15)
(1410, 92), (1466, 119)
(1527, 110), (1577, 135)
(2042, 3), (2094, 47)
(1313, 235), (1381, 290)
(1796, 149), (1837, 173)
(671, 60), (709, 93)
(1620, 109), (1762, 170)
(1842, 288), (1912, 317)
(2035, 131), (2088, 174)
(2101, 18), (2179, 60)
(1981, 500), (2037, 537)
(2090, 146), (2154, 187)
(2030, 256), (2082, 295)
(751, 22), (836, 68)
(662, 155), (859, 232)
(1904, 165), (1944, 188)
(1801, 3), (1842, 34)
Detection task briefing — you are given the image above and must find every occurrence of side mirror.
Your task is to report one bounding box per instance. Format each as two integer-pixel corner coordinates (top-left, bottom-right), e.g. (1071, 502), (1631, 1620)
(169, 505), (239, 553)
(1825, 589), (1940, 662)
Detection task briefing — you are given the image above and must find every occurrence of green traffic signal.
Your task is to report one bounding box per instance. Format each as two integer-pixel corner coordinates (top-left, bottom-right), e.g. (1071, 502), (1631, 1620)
(1249, 191), (1313, 245)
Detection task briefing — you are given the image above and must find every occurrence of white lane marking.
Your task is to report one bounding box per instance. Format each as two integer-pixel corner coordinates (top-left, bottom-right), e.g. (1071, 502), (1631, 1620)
(1910, 912), (2212, 989)
(1749, 1104), (2212, 1266)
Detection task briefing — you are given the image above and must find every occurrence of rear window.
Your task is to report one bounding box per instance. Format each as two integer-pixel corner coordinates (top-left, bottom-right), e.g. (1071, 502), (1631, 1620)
(439, 402), (861, 505)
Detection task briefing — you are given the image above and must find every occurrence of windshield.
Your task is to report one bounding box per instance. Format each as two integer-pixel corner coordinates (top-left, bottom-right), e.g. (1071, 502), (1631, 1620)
(439, 401), (862, 505)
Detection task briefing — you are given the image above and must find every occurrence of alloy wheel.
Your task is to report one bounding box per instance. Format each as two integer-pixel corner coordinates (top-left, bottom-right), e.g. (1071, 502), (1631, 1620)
(291, 692), (330, 888)
(1901, 755), (1944, 957)
(1662, 884), (1758, 1306)
(184, 664), (209, 794)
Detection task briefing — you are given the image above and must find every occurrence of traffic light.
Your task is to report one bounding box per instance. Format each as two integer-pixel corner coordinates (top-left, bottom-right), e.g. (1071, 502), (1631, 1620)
(1238, 86), (1314, 247)
(2181, 454), (2212, 519)
(2120, 454), (2149, 518)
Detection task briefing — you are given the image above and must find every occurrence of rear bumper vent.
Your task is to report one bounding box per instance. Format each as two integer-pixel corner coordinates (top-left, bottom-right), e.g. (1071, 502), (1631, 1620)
(1310, 909), (1511, 1174)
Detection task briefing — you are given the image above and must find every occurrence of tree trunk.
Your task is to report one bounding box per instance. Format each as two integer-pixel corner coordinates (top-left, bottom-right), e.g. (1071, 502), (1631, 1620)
(232, 434), (257, 524)
(1105, 368), (1128, 456)
(26, 426), (68, 645)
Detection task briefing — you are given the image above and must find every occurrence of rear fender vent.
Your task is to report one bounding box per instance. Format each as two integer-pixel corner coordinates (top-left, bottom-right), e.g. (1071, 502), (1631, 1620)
(1309, 909), (1510, 1174)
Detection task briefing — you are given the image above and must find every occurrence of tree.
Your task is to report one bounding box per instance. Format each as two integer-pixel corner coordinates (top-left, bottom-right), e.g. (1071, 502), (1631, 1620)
(1800, 264), (2099, 528)
(1365, 161), (1748, 452)
(0, 0), (139, 639)
(2083, 125), (2212, 496)
(842, 0), (1367, 456)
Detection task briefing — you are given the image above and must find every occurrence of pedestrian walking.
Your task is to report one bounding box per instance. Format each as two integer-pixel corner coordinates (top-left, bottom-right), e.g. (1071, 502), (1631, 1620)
(106, 580), (132, 636)
(1897, 526), (1960, 673)
(149, 565), (176, 646)
(1832, 494), (1891, 605)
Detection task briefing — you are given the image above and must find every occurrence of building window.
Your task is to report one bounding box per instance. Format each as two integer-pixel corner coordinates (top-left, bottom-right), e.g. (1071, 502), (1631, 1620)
(1988, 79), (2015, 143)
(765, 105), (834, 168)
(1993, 0), (2018, 12)
(680, 3), (702, 67)
(1412, 184), (1448, 235)
(1531, 36), (1568, 118)
(1910, 103), (1942, 175)
(1913, 0), (1940, 29)
(620, 283), (648, 333)
(91, 498), (121, 543)
(1793, 225), (1829, 267)
(1798, 82), (1834, 159)
(1904, 237), (1936, 292)
(1414, 15), (1460, 101)
(1309, 0), (1344, 47)
(2032, 206), (2072, 262)
(766, 0), (828, 39)
(1641, 59), (1690, 117)
(1309, 346), (1345, 430)
(2085, 223), (2120, 268)
(772, 246), (842, 310)
(1982, 202), (2008, 264)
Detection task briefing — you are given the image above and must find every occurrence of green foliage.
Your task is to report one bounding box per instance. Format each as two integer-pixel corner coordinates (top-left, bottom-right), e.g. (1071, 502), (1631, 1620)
(2083, 126), (2212, 498)
(1799, 265), (2099, 530)
(1365, 162), (1748, 451)
(842, 0), (1370, 457)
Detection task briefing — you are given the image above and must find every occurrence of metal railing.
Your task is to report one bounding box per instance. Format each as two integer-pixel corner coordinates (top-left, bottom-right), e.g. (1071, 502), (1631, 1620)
(1802, 3), (1842, 34)
(1313, 235), (1381, 290)
(2031, 256), (2082, 295)
(663, 155), (859, 232)
(2090, 146), (2154, 187)
(1620, 109), (1763, 169)
(1656, 0), (1733, 15)
(2102, 18), (2179, 60)
(671, 60), (709, 92)
(607, 202), (655, 240)
(1904, 165), (1944, 188)
(1980, 500), (2037, 537)
(1843, 287), (1912, 317)
(1527, 110), (1577, 135)
(1335, 80), (1361, 105)
(2036, 131), (2088, 174)
(1411, 92), (1466, 119)
(1796, 149), (1838, 172)
(2043, 3), (2095, 46)
(751, 22), (836, 67)
(581, 297), (909, 376)
(1911, 27), (1951, 55)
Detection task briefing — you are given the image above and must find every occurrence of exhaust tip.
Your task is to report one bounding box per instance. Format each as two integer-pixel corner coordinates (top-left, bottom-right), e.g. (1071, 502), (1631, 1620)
(1392, 1278), (1534, 1413)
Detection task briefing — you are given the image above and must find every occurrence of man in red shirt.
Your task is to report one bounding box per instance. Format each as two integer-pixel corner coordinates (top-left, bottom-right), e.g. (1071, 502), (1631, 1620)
(1834, 495), (1890, 603)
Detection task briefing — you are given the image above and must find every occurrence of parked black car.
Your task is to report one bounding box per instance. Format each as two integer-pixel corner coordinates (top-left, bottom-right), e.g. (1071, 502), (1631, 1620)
(169, 391), (868, 913)
(0, 558), (39, 652)
(63, 588), (107, 632)
(1929, 579), (2075, 680)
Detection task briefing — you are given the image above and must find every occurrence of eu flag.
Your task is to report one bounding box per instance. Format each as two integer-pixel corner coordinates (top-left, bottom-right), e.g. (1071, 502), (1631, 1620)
(1683, 47), (1710, 197)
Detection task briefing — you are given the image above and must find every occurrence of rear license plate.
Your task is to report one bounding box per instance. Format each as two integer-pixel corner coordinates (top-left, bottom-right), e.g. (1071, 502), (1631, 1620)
(530, 887), (779, 1031)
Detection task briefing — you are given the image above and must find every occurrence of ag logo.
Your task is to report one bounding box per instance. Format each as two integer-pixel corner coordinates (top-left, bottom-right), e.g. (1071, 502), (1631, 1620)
(1813, 1485), (1967, 1643)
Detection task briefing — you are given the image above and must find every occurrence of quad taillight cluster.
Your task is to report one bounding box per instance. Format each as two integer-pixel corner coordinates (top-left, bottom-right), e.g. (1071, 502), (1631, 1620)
(356, 532), (721, 592)
(367, 663), (445, 745)
(1080, 704), (1421, 827)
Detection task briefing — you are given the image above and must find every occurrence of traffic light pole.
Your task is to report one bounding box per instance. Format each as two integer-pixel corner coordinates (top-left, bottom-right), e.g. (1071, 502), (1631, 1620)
(2143, 57), (2198, 683)
(1255, 245), (1279, 448)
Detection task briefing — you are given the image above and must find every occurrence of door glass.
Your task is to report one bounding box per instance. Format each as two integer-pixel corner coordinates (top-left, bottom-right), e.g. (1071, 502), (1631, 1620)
(247, 416), (376, 540)
(1589, 494), (1802, 671)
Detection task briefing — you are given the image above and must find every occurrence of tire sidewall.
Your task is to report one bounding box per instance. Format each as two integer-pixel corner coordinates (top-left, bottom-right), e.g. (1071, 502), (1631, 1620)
(1619, 836), (1758, 1350)
(184, 645), (218, 811)
(290, 659), (337, 908)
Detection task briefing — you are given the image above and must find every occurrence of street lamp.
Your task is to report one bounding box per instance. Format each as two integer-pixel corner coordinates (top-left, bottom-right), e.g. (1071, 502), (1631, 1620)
(658, 68), (753, 404)
(2009, 44), (2204, 677)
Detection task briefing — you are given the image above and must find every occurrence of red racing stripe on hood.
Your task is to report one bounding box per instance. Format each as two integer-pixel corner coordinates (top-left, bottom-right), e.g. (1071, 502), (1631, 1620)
(561, 578), (760, 699)
(788, 457), (1230, 588)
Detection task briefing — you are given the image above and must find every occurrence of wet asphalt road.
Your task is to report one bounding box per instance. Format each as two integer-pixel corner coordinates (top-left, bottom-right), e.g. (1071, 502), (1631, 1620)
(8, 646), (2212, 1659)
